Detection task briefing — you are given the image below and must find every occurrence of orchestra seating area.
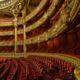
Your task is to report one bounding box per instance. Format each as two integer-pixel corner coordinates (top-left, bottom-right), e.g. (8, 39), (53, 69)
(0, 55), (75, 80)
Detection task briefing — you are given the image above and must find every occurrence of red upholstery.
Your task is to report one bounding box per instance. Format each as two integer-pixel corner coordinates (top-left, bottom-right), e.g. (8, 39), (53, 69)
(0, 56), (75, 80)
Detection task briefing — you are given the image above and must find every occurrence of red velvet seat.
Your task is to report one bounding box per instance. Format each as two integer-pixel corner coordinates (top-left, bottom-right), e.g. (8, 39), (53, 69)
(7, 59), (18, 80)
(0, 60), (11, 79)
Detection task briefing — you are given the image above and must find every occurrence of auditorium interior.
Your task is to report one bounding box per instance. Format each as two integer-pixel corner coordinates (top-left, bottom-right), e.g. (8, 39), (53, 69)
(0, 0), (80, 80)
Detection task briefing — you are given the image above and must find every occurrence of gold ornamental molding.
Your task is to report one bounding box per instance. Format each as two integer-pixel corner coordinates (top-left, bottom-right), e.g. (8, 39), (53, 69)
(0, 0), (23, 17)
(0, 0), (79, 35)
(0, 0), (80, 52)
(0, 53), (79, 69)
(0, 0), (79, 27)
(0, 0), (47, 27)
(0, 0), (18, 9)
(0, 0), (80, 45)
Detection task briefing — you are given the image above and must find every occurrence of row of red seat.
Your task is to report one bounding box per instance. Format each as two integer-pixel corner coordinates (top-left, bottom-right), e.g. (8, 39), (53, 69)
(0, 55), (75, 80)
